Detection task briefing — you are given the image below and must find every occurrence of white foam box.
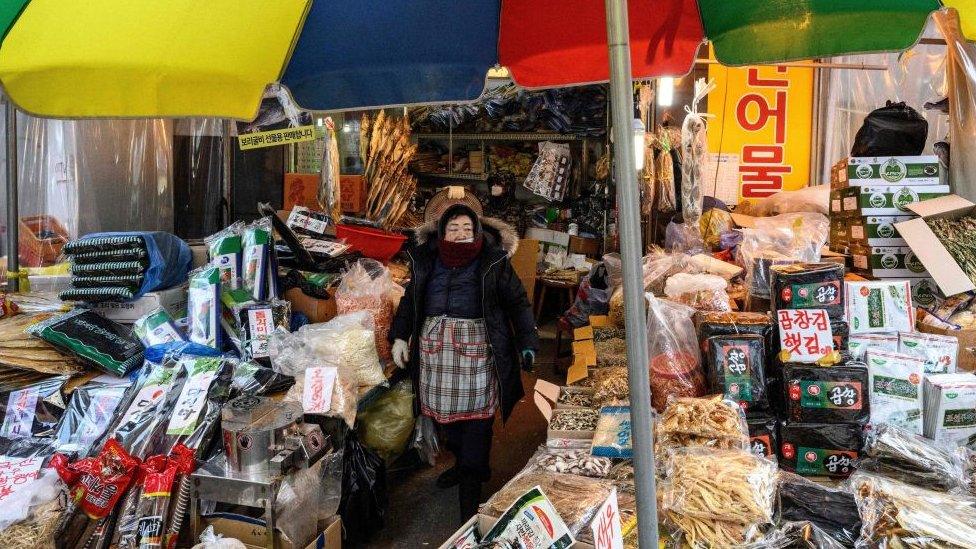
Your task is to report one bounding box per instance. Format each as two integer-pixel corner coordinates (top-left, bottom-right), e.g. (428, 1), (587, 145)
(91, 284), (188, 323)
(847, 156), (942, 186)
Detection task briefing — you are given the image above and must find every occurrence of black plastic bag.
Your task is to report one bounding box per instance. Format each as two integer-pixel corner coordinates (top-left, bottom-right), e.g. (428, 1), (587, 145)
(851, 101), (927, 157)
(338, 432), (388, 543)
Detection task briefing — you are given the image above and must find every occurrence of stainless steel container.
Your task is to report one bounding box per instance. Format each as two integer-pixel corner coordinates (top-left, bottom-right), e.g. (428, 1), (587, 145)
(222, 395), (303, 479)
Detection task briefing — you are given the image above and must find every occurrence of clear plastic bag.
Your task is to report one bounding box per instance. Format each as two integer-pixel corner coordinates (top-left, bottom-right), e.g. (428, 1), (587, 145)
(737, 213), (829, 298)
(661, 448), (777, 547)
(645, 293), (706, 412)
(357, 380), (416, 464)
(849, 470), (976, 548)
(664, 272), (731, 312)
(655, 395), (749, 453)
(335, 259), (400, 362)
(590, 405), (632, 459)
(191, 526), (247, 549)
(859, 423), (967, 493)
(775, 472), (861, 546)
(411, 415), (440, 467)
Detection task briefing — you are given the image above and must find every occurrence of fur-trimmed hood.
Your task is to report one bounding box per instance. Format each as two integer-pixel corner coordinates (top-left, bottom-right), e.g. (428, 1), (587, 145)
(413, 216), (520, 257)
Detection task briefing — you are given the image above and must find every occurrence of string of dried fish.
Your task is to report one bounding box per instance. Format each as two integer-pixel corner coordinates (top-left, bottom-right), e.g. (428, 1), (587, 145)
(359, 112), (418, 229)
(549, 409), (599, 431)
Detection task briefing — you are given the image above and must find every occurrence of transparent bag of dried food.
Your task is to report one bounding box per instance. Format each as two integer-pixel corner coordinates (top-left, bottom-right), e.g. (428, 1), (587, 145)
(737, 213), (829, 298)
(663, 272), (731, 312)
(645, 293), (706, 412)
(655, 394), (750, 453)
(335, 258), (399, 362)
(848, 470), (976, 548)
(859, 423), (968, 493)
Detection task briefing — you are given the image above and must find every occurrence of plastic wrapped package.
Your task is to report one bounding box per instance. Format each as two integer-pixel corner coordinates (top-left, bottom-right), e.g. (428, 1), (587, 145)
(747, 413), (778, 459)
(783, 362), (870, 425)
(229, 360), (294, 397)
(770, 263), (845, 320)
(187, 267), (222, 349)
(482, 468), (613, 538)
(849, 333), (899, 361)
(242, 218), (275, 301)
(737, 213), (829, 298)
(859, 423), (968, 493)
(28, 310), (144, 376)
(754, 521), (847, 549)
(656, 395), (749, 453)
(778, 421), (863, 478)
(845, 280), (914, 333)
(191, 526), (247, 549)
(775, 473), (861, 547)
(922, 373), (976, 445)
(664, 272), (731, 311)
(273, 459), (327, 548)
(849, 471), (976, 548)
(304, 311), (386, 388)
(205, 221), (244, 289)
(646, 294), (706, 411)
(523, 141), (572, 202)
(898, 331), (958, 374)
(133, 308), (186, 348)
(410, 415), (440, 467)
(696, 311), (774, 374)
(357, 381), (416, 464)
(590, 406), (632, 458)
(0, 376), (68, 439)
(661, 448), (777, 548)
(866, 350), (925, 434)
(335, 259), (400, 362)
(235, 299), (291, 366)
(706, 334), (767, 410)
(0, 467), (64, 542)
(54, 381), (129, 457)
(700, 209), (734, 251)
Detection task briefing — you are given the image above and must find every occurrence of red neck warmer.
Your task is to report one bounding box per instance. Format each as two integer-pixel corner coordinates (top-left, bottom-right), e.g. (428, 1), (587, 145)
(439, 236), (483, 268)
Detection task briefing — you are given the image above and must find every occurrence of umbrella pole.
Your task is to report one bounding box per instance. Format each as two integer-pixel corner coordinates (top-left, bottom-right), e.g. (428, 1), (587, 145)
(5, 98), (17, 293)
(604, 0), (659, 546)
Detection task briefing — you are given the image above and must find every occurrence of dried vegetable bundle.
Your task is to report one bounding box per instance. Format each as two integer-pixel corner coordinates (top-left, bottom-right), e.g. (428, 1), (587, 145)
(360, 112), (418, 229)
(928, 216), (976, 285)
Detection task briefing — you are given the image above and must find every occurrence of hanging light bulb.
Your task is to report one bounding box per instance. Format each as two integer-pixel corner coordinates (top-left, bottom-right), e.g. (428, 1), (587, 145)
(633, 118), (646, 171)
(657, 77), (674, 107)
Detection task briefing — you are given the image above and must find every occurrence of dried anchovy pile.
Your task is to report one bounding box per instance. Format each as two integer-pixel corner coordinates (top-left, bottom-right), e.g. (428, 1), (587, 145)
(595, 338), (628, 367)
(549, 409), (600, 431)
(929, 217), (976, 284)
(591, 366), (630, 406)
(537, 450), (612, 478)
(557, 390), (593, 408)
(593, 326), (626, 342)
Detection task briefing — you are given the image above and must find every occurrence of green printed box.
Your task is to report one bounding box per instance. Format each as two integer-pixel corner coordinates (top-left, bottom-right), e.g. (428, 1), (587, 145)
(848, 156), (941, 186)
(837, 185), (950, 217)
(849, 216), (913, 247)
(851, 246), (930, 278)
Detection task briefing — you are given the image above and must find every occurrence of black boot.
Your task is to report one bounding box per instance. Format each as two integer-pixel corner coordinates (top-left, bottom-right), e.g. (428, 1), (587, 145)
(436, 465), (461, 489)
(458, 478), (482, 522)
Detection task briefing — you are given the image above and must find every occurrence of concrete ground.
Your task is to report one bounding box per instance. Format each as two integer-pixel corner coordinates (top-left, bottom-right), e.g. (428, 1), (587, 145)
(356, 325), (563, 548)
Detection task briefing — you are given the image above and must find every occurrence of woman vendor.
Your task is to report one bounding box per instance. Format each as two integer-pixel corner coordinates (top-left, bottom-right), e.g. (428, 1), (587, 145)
(390, 203), (539, 521)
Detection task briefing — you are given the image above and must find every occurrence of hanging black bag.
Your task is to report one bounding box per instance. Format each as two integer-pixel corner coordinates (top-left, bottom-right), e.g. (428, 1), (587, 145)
(338, 432), (388, 543)
(851, 101), (928, 157)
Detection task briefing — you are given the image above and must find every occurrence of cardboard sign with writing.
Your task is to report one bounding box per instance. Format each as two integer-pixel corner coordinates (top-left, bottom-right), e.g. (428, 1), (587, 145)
(303, 367), (338, 414)
(777, 309), (834, 363)
(0, 455), (43, 502)
(590, 488), (623, 549)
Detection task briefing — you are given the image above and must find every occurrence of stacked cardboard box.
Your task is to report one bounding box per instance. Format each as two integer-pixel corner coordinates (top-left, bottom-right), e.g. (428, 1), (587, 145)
(829, 156), (945, 300)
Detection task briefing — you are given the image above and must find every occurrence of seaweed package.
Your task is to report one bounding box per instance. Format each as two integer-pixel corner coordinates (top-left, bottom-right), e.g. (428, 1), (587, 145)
(242, 218), (273, 301)
(63, 235), (144, 255)
(771, 262), (845, 320)
(205, 221), (244, 290)
(866, 349), (925, 435)
(133, 308), (186, 348)
(230, 360), (295, 397)
(696, 311), (773, 375)
(898, 331), (958, 374)
(779, 420), (864, 478)
(707, 334), (767, 411)
(746, 413), (778, 459)
(784, 362), (870, 425)
(236, 299), (291, 366)
(860, 423), (968, 492)
(830, 320), (849, 356)
(848, 332), (898, 361)
(775, 472), (862, 546)
(0, 376), (68, 439)
(187, 267), (222, 349)
(54, 381), (129, 457)
(27, 309), (144, 376)
(845, 280), (914, 333)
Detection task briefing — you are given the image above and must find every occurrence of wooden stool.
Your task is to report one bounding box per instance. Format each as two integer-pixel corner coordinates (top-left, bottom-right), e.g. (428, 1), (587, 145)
(534, 278), (578, 324)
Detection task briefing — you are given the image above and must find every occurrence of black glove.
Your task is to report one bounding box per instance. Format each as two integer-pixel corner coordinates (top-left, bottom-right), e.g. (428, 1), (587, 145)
(521, 350), (535, 373)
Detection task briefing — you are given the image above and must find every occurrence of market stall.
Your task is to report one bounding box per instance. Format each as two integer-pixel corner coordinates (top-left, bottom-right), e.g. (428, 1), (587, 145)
(0, 1), (974, 548)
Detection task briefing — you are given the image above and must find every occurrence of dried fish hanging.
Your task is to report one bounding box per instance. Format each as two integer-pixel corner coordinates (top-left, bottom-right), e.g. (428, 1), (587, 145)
(359, 112), (418, 229)
(679, 78), (715, 233)
(637, 84), (656, 217)
(654, 126), (677, 214)
(318, 117), (342, 223)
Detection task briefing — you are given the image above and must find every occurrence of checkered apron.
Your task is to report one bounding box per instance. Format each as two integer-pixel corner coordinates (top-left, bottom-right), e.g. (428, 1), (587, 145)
(419, 316), (498, 423)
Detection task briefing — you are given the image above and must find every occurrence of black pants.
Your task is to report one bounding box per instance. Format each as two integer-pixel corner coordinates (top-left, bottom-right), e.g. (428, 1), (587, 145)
(442, 417), (494, 520)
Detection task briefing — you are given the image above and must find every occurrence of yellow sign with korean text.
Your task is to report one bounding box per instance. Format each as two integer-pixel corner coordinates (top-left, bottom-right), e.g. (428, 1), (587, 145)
(239, 125), (318, 150)
(706, 62), (814, 201)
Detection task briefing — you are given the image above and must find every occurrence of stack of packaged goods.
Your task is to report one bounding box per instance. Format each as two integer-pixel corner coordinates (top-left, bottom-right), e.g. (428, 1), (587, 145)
(829, 155), (945, 306)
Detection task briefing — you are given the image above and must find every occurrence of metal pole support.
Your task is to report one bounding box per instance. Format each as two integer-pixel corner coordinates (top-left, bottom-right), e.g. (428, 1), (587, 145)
(5, 98), (18, 293)
(604, 0), (660, 546)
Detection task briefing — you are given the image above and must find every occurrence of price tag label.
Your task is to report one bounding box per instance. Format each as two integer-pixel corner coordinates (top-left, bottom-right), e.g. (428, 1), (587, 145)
(0, 455), (43, 502)
(777, 309), (834, 363)
(590, 488), (623, 549)
(0, 388), (39, 439)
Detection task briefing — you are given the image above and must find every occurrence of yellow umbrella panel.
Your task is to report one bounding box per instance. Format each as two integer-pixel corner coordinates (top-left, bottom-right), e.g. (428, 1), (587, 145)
(0, 0), (310, 119)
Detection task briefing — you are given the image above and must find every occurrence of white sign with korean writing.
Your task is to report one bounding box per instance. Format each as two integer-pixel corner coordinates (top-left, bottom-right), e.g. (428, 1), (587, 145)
(0, 455), (43, 502)
(777, 308), (834, 363)
(166, 363), (219, 436)
(0, 387), (39, 439)
(590, 488), (623, 549)
(303, 367), (338, 414)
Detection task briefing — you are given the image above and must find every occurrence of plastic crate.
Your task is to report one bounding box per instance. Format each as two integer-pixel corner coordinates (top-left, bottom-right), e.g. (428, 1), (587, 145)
(19, 215), (69, 267)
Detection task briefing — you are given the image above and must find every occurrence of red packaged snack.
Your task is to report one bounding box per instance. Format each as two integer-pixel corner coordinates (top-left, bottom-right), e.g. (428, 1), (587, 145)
(134, 444), (195, 549)
(53, 438), (141, 519)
